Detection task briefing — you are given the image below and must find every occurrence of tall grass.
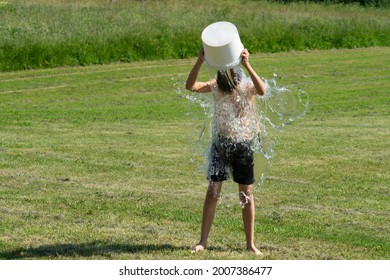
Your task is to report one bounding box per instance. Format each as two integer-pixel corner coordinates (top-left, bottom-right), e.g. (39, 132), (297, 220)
(271, 0), (390, 8)
(0, 0), (389, 71)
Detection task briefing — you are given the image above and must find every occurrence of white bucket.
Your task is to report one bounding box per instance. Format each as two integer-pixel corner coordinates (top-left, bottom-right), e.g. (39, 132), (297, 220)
(201, 21), (244, 70)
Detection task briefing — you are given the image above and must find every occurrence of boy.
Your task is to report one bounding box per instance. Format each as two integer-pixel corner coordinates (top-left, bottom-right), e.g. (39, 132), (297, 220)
(185, 48), (266, 256)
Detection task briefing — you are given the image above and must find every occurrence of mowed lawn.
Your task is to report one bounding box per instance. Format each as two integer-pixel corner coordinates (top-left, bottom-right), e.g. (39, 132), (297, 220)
(0, 47), (389, 260)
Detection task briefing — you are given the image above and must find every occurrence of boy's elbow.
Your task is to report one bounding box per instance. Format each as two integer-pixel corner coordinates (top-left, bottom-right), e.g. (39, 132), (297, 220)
(186, 84), (197, 92)
(257, 87), (266, 96)
(257, 90), (264, 96)
(185, 81), (193, 91)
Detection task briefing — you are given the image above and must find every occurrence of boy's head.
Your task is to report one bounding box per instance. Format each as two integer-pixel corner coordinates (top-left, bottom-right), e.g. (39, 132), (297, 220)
(217, 68), (242, 93)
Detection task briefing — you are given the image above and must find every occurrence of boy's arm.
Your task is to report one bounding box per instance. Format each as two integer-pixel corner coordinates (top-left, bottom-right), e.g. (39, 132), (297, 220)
(241, 49), (266, 96)
(185, 48), (213, 93)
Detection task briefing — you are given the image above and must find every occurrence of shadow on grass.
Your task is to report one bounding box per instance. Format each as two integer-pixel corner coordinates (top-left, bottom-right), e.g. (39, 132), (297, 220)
(0, 241), (191, 259)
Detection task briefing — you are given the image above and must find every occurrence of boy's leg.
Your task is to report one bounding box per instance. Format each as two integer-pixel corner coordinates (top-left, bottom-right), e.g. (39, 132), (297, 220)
(191, 181), (222, 253)
(239, 184), (263, 256)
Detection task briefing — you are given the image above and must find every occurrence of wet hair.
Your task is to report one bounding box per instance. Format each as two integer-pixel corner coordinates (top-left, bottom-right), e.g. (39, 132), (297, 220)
(217, 68), (242, 94)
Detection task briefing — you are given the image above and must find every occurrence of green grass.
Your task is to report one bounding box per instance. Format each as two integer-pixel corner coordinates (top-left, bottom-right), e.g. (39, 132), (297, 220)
(1, 47), (390, 259)
(1, 0), (390, 71)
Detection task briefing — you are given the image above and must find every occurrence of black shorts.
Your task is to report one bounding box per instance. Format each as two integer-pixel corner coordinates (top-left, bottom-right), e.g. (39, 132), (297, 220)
(207, 136), (254, 185)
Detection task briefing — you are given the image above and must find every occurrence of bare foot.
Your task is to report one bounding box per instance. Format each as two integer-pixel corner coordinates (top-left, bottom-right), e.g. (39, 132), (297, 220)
(190, 244), (206, 253)
(247, 246), (264, 257)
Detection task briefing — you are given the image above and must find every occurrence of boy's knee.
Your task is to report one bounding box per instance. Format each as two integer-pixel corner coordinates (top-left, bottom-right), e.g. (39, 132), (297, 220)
(239, 191), (252, 204)
(207, 182), (221, 200)
(239, 185), (253, 207)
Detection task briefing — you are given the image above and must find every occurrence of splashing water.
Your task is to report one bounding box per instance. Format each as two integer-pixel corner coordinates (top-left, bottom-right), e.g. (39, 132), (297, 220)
(176, 65), (309, 208)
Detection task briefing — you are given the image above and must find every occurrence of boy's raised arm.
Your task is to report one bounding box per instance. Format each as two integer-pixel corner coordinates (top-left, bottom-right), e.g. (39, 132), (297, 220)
(186, 48), (212, 93)
(241, 49), (266, 96)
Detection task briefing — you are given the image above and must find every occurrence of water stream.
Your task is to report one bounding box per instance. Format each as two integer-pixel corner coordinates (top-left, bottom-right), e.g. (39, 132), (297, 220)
(176, 66), (309, 207)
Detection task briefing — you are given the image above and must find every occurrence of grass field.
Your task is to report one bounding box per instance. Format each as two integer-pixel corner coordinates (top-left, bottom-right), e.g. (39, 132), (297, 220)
(0, 47), (389, 260)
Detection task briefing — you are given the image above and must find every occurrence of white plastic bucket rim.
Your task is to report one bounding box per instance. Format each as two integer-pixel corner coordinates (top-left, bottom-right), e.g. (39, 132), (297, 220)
(201, 21), (244, 70)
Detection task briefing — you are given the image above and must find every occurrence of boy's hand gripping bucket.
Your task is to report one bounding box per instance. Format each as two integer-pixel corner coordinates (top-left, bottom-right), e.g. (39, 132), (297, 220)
(201, 21), (244, 70)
